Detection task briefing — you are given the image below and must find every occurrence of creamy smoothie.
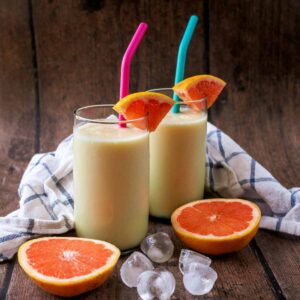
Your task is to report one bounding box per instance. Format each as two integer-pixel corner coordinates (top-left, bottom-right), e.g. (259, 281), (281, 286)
(150, 108), (207, 218)
(74, 121), (149, 250)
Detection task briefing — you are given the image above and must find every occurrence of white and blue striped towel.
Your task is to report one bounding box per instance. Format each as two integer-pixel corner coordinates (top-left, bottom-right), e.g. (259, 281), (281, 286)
(0, 122), (299, 261)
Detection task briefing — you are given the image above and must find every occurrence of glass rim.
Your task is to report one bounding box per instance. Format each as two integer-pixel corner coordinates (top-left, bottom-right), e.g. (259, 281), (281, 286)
(74, 104), (148, 125)
(147, 87), (207, 106)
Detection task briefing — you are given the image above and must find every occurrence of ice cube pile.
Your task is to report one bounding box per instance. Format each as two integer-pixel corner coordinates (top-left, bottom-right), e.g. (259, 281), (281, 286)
(120, 232), (218, 299)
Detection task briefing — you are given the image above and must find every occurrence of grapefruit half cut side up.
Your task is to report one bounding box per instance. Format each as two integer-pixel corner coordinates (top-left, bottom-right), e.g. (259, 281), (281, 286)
(18, 237), (120, 297)
(171, 199), (261, 255)
(173, 75), (226, 109)
(113, 92), (174, 132)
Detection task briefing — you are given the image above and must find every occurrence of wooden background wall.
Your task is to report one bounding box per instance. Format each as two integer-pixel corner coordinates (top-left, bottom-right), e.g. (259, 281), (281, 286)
(0, 0), (299, 298)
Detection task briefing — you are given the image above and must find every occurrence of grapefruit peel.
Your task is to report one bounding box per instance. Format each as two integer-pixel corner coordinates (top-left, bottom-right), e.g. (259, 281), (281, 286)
(172, 74), (226, 109)
(113, 92), (174, 131)
(171, 199), (261, 255)
(18, 237), (120, 297)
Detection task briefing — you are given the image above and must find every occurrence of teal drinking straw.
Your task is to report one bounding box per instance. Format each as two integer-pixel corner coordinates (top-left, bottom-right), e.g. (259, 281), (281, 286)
(172, 15), (198, 113)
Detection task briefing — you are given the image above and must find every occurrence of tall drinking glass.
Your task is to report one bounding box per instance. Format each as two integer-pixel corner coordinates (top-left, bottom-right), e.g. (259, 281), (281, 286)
(149, 88), (207, 218)
(73, 105), (149, 250)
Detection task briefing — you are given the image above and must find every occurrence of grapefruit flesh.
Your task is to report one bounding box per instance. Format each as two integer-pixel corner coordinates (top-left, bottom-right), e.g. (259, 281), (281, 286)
(113, 92), (174, 131)
(173, 75), (226, 109)
(18, 237), (120, 297)
(171, 199), (261, 255)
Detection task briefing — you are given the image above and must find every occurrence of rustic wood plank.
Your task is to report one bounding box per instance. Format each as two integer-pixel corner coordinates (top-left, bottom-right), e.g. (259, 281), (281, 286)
(254, 231), (300, 299)
(6, 0), (278, 299)
(0, 0), (36, 215)
(7, 260), (57, 300)
(5, 0), (296, 298)
(209, 0), (300, 298)
(145, 223), (274, 300)
(72, 222), (275, 299)
(0, 261), (15, 300)
(0, 0), (37, 298)
(6, 222), (276, 299)
(0, 264), (8, 299)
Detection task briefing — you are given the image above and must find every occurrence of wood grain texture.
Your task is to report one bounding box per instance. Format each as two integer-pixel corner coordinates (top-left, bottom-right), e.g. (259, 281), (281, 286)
(254, 231), (300, 299)
(31, 0), (205, 151)
(0, 0), (36, 216)
(0, 0), (36, 297)
(209, 0), (300, 298)
(209, 0), (300, 178)
(6, 222), (275, 299)
(76, 222), (274, 299)
(0, 264), (8, 299)
(1, 0), (300, 299)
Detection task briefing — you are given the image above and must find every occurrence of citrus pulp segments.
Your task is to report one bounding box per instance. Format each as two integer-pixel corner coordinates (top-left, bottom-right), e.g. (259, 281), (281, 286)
(113, 92), (175, 131)
(172, 74), (226, 109)
(18, 237), (120, 297)
(171, 199), (261, 255)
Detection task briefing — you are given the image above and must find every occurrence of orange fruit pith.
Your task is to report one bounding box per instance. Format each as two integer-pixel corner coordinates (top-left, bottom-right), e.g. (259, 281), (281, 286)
(171, 199), (261, 255)
(173, 75), (226, 109)
(113, 92), (174, 132)
(18, 237), (120, 297)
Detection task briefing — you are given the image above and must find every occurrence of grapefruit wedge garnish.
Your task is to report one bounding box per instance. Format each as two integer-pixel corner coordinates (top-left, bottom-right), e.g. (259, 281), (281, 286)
(171, 199), (261, 255)
(173, 75), (226, 109)
(113, 92), (174, 131)
(18, 237), (120, 297)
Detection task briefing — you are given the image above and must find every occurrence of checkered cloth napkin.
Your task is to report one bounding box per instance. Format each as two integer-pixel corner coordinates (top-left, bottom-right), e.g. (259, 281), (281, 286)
(1, 123), (299, 262)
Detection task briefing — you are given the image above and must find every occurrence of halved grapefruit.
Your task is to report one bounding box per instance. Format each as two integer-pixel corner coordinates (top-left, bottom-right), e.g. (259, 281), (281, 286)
(18, 237), (120, 297)
(113, 92), (174, 131)
(171, 199), (261, 255)
(173, 75), (226, 109)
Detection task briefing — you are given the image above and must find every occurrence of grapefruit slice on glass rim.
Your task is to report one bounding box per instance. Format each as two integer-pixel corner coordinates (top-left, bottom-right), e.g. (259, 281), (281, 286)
(113, 92), (174, 131)
(18, 237), (120, 297)
(171, 199), (261, 255)
(173, 74), (226, 110)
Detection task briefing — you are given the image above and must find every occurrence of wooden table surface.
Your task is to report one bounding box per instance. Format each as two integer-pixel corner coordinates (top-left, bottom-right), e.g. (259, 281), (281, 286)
(0, 0), (299, 299)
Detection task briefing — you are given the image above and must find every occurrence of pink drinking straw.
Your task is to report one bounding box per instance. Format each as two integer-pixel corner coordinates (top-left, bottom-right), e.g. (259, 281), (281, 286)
(119, 22), (148, 127)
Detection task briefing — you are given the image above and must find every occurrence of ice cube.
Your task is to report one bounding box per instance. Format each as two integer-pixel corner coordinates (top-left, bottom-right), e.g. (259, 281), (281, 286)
(140, 232), (174, 263)
(183, 262), (218, 296)
(137, 269), (175, 300)
(179, 249), (212, 274)
(120, 251), (154, 288)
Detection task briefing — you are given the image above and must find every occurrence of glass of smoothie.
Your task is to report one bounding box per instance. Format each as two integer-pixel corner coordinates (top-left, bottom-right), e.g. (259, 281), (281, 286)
(148, 88), (207, 218)
(73, 104), (149, 250)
